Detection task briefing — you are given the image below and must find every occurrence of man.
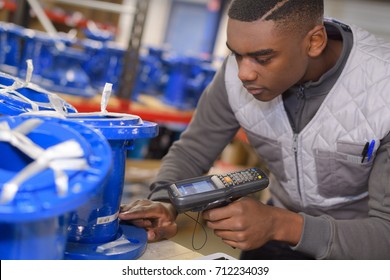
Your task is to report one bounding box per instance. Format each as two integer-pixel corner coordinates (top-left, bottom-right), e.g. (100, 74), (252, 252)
(119, 0), (390, 259)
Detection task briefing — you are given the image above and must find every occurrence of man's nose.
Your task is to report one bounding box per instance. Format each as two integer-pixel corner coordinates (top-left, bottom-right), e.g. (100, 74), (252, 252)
(237, 58), (258, 82)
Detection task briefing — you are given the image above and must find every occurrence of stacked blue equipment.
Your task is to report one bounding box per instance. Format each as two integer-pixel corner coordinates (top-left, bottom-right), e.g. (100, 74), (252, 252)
(0, 21), (96, 98)
(39, 45), (96, 98)
(163, 55), (216, 109)
(0, 23), (24, 76)
(186, 59), (216, 108)
(82, 39), (125, 94)
(132, 47), (167, 101)
(0, 21), (216, 109)
(133, 48), (216, 110)
(18, 29), (75, 83)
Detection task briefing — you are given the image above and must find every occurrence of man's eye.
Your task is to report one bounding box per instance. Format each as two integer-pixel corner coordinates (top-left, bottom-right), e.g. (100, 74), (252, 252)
(255, 57), (271, 65)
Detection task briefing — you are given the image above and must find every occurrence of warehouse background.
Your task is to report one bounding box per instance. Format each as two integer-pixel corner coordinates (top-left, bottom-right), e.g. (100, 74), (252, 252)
(2, 0), (390, 60)
(138, 0), (390, 59)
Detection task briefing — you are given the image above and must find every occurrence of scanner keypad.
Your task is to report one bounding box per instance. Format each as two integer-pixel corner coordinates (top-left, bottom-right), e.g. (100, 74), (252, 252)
(217, 168), (263, 187)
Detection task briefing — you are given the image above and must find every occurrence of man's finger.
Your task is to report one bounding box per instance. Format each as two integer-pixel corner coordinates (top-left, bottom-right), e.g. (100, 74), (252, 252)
(118, 205), (159, 220)
(123, 218), (153, 228)
(148, 224), (178, 242)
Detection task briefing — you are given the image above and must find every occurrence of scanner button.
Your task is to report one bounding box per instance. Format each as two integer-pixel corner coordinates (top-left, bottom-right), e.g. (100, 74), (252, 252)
(224, 176), (233, 184)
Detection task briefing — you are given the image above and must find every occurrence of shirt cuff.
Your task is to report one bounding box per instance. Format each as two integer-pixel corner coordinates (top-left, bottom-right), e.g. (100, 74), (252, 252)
(148, 181), (172, 202)
(291, 213), (333, 259)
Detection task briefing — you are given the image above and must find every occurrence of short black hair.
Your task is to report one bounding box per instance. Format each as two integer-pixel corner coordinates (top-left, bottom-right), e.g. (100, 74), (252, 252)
(228, 0), (324, 34)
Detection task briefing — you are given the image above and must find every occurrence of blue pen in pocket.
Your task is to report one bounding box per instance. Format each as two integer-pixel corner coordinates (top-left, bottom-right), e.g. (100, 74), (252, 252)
(367, 139), (376, 162)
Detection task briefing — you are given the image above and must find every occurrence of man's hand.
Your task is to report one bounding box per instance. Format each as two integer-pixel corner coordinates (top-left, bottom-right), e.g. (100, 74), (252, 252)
(202, 197), (303, 250)
(119, 199), (178, 242)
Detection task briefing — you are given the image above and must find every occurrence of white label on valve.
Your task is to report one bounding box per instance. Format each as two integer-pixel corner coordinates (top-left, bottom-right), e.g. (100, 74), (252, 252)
(96, 211), (119, 225)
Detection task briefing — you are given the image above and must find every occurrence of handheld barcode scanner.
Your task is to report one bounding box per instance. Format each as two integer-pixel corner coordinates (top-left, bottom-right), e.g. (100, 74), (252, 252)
(168, 167), (269, 213)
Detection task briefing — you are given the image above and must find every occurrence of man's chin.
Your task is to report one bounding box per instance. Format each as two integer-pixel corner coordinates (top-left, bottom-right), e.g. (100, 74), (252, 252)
(252, 93), (277, 102)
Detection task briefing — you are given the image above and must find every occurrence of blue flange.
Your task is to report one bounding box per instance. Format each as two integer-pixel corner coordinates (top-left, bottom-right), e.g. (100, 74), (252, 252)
(66, 112), (158, 140)
(65, 224), (147, 260)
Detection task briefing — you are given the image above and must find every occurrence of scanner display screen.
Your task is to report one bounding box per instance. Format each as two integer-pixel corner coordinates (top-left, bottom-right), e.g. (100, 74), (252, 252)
(177, 180), (216, 195)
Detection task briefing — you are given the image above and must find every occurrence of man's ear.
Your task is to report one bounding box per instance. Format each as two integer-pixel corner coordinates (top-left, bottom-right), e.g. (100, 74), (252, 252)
(305, 25), (327, 58)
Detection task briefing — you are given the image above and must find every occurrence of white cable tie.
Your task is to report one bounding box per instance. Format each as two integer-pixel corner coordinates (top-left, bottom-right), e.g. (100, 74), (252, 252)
(43, 140), (85, 160)
(25, 59), (34, 84)
(0, 80), (23, 94)
(0, 123), (90, 203)
(0, 79), (39, 112)
(49, 158), (89, 171)
(101, 83), (113, 114)
(25, 81), (72, 115)
(52, 168), (68, 197)
(47, 95), (67, 116)
(0, 183), (19, 204)
(0, 121), (11, 133)
(0, 119), (44, 159)
(13, 118), (43, 135)
(0, 160), (45, 204)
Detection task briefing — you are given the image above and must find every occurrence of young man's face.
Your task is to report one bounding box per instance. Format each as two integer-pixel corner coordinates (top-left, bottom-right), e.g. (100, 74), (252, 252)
(227, 18), (311, 102)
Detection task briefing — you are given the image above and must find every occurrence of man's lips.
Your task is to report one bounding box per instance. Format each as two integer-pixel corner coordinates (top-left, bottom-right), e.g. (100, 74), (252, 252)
(244, 86), (266, 95)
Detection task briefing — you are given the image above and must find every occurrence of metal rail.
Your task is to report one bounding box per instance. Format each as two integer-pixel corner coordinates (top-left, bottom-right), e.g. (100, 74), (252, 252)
(117, 0), (150, 100)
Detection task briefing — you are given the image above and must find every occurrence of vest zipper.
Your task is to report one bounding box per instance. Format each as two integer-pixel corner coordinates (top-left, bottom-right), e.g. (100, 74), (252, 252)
(290, 85), (305, 204)
(293, 133), (303, 203)
(295, 85), (306, 133)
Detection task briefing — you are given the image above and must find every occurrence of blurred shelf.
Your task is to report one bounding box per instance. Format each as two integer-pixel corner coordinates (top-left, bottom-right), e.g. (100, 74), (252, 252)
(0, 0), (115, 30)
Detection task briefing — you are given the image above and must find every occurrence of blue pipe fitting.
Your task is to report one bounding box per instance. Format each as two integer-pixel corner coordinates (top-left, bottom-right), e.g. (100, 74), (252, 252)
(0, 115), (112, 259)
(0, 22), (24, 76)
(79, 40), (125, 95)
(17, 29), (57, 82)
(39, 47), (96, 98)
(64, 112), (158, 260)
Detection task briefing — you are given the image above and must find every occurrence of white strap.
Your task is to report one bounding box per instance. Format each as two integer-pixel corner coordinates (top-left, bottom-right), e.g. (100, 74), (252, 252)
(0, 119), (44, 159)
(25, 59), (34, 83)
(0, 119), (89, 203)
(0, 60), (39, 111)
(26, 59), (67, 115)
(101, 82), (113, 114)
(0, 60), (69, 115)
